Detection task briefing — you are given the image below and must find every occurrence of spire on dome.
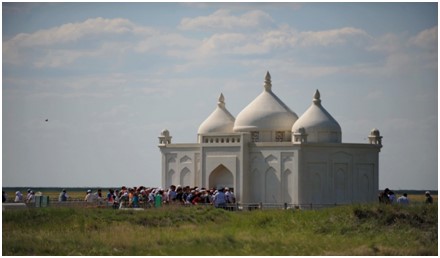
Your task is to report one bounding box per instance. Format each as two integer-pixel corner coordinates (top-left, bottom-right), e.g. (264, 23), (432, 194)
(313, 89), (321, 105)
(198, 93), (235, 136)
(264, 71), (272, 91)
(218, 93), (225, 108)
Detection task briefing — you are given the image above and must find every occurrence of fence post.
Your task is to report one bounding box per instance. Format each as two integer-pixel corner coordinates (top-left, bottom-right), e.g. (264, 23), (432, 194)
(259, 202), (263, 210)
(284, 202), (287, 210)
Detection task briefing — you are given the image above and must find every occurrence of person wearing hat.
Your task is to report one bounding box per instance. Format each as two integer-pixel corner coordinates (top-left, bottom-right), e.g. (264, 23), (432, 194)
(26, 189), (32, 202)
(84, 189), (95, 202)
(58, 189), (69, 202)
(26, 191), (35, 203)
(14, 191), (23, 203)
(425, 191), (433, 204)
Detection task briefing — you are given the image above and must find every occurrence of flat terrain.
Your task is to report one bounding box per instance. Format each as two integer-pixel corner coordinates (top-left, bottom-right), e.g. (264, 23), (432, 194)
(2, 202), (437, 255)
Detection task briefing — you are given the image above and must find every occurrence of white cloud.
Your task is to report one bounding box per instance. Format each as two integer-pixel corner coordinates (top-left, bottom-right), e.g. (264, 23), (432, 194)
(409, 26), (437, 50)
(3, 17), (155, 67)
(198, 33), (246, 55)
(134, 33), (198, 54)
(7, 17), (148, 47)
(299, 27), (370, 47)
(179, 9), (274, 31)
(33, 49), (95, 68)
(367, 33), (401, 53)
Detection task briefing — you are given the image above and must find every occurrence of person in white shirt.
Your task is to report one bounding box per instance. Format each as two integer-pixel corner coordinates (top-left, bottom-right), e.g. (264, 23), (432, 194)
(26, 191), (35, 203)
(15, 191), (23, 202)
(397, 193), (409, 205)
(84, 190), (96, 202)
(225, 188), (236, 204)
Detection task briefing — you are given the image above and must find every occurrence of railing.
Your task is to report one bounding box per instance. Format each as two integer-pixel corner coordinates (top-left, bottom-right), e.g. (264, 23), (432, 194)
(202, 136), (241, 144)
(5, 198), (347, 211)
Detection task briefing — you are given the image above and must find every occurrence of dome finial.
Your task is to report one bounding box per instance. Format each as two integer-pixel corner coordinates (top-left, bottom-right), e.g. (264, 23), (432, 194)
(264, 71), (272, 91)
(218, 93), (225, 108)
(313, 89), (321, 104)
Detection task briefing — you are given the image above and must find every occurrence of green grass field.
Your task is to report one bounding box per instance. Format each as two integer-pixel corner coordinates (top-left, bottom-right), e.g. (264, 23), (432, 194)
(2, 203), (437, 255)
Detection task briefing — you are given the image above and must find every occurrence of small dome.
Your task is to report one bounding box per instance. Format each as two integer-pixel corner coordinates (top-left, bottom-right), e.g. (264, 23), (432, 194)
(292, 90), (341, 143)
(198, 93), (235, 134)
(370, 128), (380, 136)
(161, 129), (170, 137)
(233, 71), (298, 132)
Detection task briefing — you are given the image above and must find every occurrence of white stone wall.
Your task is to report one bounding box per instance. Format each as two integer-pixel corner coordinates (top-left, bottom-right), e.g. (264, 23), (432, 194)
(298, 144), (380, 206)
(159, 141), (380, 206)
(159, 145), (199, 188)
(247, 144), (299, 204)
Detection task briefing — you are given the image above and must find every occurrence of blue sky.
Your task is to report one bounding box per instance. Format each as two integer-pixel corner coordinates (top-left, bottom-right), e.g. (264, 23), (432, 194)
(2, 2), (438, 190)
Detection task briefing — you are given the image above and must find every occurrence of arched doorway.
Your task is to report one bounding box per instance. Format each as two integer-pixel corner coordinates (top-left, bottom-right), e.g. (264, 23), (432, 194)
(209, 164), (233, 189)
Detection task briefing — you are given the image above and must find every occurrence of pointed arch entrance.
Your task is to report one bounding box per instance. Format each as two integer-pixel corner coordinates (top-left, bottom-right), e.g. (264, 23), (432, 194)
(209, 164), (234, 189)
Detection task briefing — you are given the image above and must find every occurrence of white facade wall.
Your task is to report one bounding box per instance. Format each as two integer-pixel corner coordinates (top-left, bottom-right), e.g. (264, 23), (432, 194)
(297, 144), (379, 206)
(159, 138), (381, 205)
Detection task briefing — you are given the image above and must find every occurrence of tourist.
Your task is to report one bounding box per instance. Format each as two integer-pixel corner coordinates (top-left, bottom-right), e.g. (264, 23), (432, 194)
(162, 188), (169, 204)
(186, 190), (195, 204)
(140, 189), (149, 207)
(396, 193), (409, 205)
(132, 192), (139, 208)
(85, 189), (95, 202)
(225, 187), (236, 204)
(14, 191), (23, 202)
(113, 189), (120, 209)
(155, 190), (163, 208)
(26, 191), (35, 203)
(182, 186), (190, 204)
(213, 188), (227, 209)
(168, 185), (177, 202)
(148, 189), (156, 205)
(128, 188), (134, 207)
(106, 189), (114, 203)
(200, 189), (210, 204)
(378, 188), (390, 204)
(119, 190), (129, 208)
(2, 191), (7, 202)
(26, 189), (32, 202)
(425, 191), (433, 204)
(175, 186), (183, 204)
(388, 190), (396, 204)
(58, 189), (69, 202)
(95, 189), (103, 204)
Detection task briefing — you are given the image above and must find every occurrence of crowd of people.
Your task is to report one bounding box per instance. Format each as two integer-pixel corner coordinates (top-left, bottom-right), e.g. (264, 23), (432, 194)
(378, 188), (434, 205)
(3, 186), (435, 208)
(1, 189), (39, 204)
(80, 185), (236, 209)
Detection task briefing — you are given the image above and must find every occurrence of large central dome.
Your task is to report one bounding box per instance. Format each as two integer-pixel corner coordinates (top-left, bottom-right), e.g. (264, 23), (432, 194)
(233, 71), (298, 132)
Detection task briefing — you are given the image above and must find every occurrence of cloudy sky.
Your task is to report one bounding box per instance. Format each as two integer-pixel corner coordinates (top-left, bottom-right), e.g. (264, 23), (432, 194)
(3, 2), (437, 190)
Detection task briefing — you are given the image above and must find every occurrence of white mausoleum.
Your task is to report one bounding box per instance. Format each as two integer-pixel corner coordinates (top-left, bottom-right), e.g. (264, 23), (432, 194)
(158, 72), (383, 205)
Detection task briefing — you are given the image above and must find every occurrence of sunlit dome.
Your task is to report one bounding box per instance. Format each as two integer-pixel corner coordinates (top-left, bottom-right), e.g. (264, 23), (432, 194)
(233, 71), (298, 132)
(198, 93), (235, 134)
(292, 90), (341, 143)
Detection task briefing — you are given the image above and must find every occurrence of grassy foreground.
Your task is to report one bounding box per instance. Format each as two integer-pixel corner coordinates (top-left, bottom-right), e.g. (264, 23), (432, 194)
(2, 204), (437, 255)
